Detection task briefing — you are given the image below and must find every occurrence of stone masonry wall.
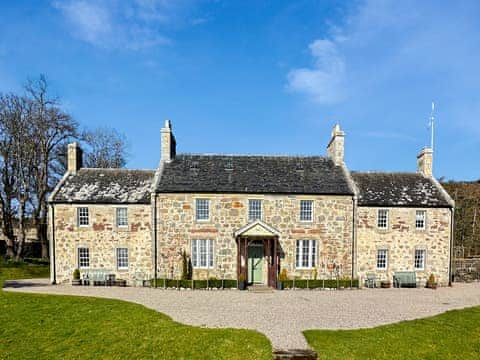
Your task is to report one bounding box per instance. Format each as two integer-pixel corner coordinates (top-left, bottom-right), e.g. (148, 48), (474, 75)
(50, 204), (152, 284)
(356, 207), (451, 286)
(155, 193), (354, 281)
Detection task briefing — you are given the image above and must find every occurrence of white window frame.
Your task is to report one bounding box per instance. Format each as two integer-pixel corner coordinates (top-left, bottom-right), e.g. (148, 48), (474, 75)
(415, 210), (426, 230)
(78, 247), (90, 269)
(377, 209), (389, 229)
(116, 247), (129, 270)
(116, 207), (128, 228)
(414, 249), (426, 270)
(376, 249), (388, 270)
(191, 239), (214, 269)
(195, 199), (210, 221)
(77, 207), (89, 227)
(248, 199), (262, 221)
(299, 200), (314, 222)
(295, 239), (317, 269)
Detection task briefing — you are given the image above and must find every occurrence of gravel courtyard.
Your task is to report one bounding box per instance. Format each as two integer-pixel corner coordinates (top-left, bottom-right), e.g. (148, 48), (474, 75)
(4, 280), (480, 349)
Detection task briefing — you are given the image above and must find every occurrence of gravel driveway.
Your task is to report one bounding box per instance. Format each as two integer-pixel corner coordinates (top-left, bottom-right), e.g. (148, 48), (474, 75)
(4, 280), (480, 349)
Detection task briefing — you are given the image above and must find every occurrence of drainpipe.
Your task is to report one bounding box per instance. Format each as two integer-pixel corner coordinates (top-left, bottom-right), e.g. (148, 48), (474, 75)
(50, 204), (56, 285)
(154, 194), (158, 288)
(448, 207), (455, 286)
(351, 196), (357, 281)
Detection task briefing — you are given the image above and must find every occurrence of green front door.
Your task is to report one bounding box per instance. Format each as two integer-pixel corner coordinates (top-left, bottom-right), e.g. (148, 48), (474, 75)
(248, 245), (263, 283)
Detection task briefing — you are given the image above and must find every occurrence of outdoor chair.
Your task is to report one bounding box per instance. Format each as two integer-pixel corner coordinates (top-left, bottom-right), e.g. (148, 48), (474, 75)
(365, 273), (378, 288)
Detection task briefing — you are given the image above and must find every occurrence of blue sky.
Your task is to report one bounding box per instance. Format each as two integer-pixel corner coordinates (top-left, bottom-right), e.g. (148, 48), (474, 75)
(0, 1), (479, 180)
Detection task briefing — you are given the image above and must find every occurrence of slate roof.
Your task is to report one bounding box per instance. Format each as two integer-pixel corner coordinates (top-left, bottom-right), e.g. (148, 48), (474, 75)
(156, 154), (353, 195)
(50, 169), (155, 204)
(351, 172), (452, 207)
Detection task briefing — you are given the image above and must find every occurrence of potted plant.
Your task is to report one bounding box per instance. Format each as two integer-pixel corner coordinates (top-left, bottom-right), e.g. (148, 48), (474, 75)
(115, 279), (127, 287)
(380, 280), (391, 288)
(72, 269), (82, 286)
(426, 273), (437, 289)
(238, 273), (247, 290)
(277, 268), (288, 290)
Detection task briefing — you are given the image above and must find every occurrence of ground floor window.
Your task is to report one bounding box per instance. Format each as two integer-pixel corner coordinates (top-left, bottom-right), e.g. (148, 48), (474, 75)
(191, 239), (214, 268)
(376, 249), (388, 270)
(414, 249), (426, 270)
(78, 247), (89, 269)
(295, 239), (316, 268)
(116, 248), (128, 269)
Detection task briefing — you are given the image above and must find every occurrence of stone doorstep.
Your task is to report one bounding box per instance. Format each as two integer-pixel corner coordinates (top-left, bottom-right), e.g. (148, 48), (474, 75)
(247, 284), (274, 293)
(273, 349), (318, 360)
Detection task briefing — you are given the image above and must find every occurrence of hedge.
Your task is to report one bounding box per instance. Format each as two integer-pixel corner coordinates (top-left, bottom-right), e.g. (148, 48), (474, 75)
(282, 278), (359, 289)
(151, 278), (238, 289)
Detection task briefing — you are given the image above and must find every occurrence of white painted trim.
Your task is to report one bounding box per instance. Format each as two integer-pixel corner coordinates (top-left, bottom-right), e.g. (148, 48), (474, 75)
(233, 219), (281, 237)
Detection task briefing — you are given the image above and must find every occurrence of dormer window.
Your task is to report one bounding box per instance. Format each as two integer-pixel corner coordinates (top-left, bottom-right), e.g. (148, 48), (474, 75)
(224, 160), (233, 171)
(295, 162), (304, 172)
(190, 161), (199, 171)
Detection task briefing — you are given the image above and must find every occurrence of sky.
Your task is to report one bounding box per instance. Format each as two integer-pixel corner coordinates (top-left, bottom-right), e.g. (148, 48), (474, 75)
(0, 0), (479, 181)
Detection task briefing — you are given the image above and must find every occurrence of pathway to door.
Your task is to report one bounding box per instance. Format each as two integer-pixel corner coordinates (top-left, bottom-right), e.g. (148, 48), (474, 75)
(5, 280), (480, 350)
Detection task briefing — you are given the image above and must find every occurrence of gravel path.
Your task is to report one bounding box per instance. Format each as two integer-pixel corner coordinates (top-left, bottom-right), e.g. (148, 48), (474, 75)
(4, 280), (480, 350)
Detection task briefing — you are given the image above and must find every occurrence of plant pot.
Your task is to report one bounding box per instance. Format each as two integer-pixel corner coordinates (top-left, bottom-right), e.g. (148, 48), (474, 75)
(115, 280), (127, 287)
(72, 279), (82, 286)
(381, 281), (391, 288)
(82, 279), (90, 286)
(238, 281), (246, 290)
(277, 281), (284, 290)
(427, 283), (438, 289)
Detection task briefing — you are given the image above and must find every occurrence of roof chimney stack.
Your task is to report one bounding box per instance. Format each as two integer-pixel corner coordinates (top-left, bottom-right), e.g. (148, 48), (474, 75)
(67, 142), (83, 174)
(161, 119), (176, 162)
(327, 124), (345, 166)
(417, 147), (433, 177)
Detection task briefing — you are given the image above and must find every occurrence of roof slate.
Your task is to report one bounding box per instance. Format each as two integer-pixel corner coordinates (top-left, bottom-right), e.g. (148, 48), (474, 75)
(351, 172), (451, 207)
(156, 154), (353, 195)
(51, 169), (155, 204)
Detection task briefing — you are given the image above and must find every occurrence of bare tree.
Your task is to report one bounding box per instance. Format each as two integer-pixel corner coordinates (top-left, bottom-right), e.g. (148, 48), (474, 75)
(82, 127), (128, 168)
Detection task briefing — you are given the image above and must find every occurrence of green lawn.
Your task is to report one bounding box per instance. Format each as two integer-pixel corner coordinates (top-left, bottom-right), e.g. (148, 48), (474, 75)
(304, 307), (480, 360)
(0, 263), (272, 359)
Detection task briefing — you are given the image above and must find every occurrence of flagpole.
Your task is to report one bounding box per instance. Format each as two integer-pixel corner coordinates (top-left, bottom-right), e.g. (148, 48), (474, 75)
(430, 102), (435, 152)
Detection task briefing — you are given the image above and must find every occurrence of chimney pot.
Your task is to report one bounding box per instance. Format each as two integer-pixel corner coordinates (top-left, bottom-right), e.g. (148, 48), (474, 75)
(161, 119), (176, 162)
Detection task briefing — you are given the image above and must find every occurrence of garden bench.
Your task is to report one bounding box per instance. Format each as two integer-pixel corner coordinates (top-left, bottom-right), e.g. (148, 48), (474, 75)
(393, 271), (417, 288)
(364, 273), (379, 288)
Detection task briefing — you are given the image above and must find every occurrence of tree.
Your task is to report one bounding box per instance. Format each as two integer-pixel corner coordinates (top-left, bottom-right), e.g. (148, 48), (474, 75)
(82, 127), (128, 168)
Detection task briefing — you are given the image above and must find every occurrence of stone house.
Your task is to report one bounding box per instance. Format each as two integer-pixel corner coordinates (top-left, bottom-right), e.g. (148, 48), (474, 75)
(48, 121), (454, 286)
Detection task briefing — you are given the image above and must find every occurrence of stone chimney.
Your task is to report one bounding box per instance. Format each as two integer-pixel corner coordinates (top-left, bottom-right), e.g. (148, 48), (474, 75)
(67, 142), (83, 174)
(327, 124), (345, 166)
(161, 119), (176, 162)
(417, 147), (433, 177)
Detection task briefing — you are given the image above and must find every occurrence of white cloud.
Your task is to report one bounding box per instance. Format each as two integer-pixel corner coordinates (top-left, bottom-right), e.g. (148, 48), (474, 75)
(287, 39), (346, 104)
(52, 0), (194, 50)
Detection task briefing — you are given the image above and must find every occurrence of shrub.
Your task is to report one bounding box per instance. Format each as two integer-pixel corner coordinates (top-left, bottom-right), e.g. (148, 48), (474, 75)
(238, 273), (246, 283)
(278, 268), (288, 282)
(283, 278), (359, 289)
(73, 269), (80, 280)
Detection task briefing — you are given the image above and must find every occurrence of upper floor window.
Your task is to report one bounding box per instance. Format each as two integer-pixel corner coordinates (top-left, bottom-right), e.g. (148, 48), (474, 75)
(295, 240), (317, 268)
(77, 207), (89, 227)
(191, 239), (214, 268)
(248, 199), (262, 221)
(300, 200), (313, 222)
(415, 210), (426, 230)
(78, 247), (90, 269)
(414, 249), (426, 270)
(116, 248), (128, 270)
(116, 208), (128, 227)
(376, 249), (388, 270)
(195, 199), (210, 221)
(377, 209), (389, 229)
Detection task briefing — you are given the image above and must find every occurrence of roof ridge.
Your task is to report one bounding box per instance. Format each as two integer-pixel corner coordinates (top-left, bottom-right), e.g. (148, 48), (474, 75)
(176, 153), (329, 159)
(352, 171), (421, 175)
(80, 168), (155, 172)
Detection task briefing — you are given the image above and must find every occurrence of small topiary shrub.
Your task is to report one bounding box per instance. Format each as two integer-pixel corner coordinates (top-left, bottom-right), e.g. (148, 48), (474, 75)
(73, 268), (80, 280)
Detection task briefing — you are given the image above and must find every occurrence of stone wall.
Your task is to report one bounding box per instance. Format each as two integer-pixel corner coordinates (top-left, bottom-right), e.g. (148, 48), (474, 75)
(356, 206), (451, 286)
(49, 203), (152, 284)
(155, 193), (354, 281)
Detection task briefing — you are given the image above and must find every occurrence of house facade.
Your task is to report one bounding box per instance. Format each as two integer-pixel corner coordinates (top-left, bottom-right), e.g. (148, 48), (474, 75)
(48, 121), (454, 287)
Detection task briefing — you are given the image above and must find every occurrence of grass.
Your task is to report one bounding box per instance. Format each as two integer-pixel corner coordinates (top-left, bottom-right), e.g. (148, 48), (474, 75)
(0, 262), (272, 359)
(304, 306), (480, 359)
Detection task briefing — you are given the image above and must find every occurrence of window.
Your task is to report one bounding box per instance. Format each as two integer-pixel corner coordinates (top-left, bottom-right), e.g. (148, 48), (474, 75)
(414, 249), (426, 270)
(78, 247), (89, 269)
(78, 207), (89, 227)
(248, 199), (262, 221)
(116, 208), (128, 227)
(377, 209), (389, 229)
(376, 249), (388, 270)
(191, 239), (214, 268)
(295, 240), (317, 268)
(300, 200), (313, 222)
(195, 199), (209, 221)
(416, 210), (426, 230)
(116, 248), (128, 269)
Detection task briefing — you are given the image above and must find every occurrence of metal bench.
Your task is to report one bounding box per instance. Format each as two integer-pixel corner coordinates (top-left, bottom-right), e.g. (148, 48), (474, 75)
(393, 271), (417, 288)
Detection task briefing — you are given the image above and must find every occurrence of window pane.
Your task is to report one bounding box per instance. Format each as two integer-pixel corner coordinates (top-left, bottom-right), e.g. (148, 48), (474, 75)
(295, 240), (300, 268)
(377, 249), (387, 269)
(302, 240), (309, 267)
(78, 247), (89, 268)
(196, 199), (209, 220)
(311, 240), (316, 268)
(208, 240), (214, 268)
(78, 207), (89, 226)
(117, 208), (128, 227)
(192, 240), (198, 267)
(300, 200), (313, 221)
(416, 210), (426, 229)
(117, 248), (128, 269)
(378, 209), (388, 229)
(415, 249), (425, 269)
(248, 200), (262, 221)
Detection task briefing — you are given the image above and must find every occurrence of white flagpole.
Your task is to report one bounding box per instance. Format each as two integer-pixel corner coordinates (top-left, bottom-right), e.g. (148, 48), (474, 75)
(430, 102), (435, 151)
